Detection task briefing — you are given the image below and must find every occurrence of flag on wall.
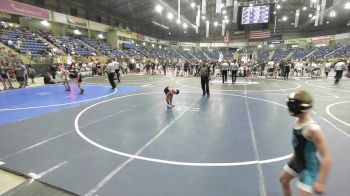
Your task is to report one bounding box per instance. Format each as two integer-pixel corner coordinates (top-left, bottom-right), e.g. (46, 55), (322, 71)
(250, 30), (271, 40)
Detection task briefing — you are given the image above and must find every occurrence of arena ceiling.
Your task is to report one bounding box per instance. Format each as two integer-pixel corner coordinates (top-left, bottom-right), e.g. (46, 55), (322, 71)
(17, 0), (350, 41)
(88, 0), (350, 40)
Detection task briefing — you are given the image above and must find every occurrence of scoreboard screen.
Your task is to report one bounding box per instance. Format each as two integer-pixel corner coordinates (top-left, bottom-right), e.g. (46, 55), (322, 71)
(241, 5), (270, 25)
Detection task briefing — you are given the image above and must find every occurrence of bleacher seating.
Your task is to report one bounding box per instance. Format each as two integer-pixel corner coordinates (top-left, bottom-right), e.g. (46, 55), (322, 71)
(191, 51), (208, 61)
(310, 45), (341, 59)
(222, 51), (234, 61)
(1, 29), (51, 54)
(57, 37), (95, 56)
(177, 50), (195, 60)
(80, 36), (125, 57)
(206, 51), (219, 60)
(257, 50), (270, 61)
(328, 45), (350, 58)
(290, 48), (314, 59)
(272, 49), (293, 60)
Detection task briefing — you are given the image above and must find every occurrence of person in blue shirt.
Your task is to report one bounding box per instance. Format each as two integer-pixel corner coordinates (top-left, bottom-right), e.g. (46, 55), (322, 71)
(280, 91), (331, 196)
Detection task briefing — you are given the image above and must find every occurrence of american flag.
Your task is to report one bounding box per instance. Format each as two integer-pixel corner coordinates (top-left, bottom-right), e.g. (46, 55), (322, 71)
(250, 30), (271, 40)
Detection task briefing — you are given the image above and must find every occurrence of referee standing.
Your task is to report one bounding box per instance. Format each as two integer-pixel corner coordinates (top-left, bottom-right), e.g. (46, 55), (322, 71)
(107, 59), (117, 89)
(221, 60), (229, 83)
(200, 61), (210, 96)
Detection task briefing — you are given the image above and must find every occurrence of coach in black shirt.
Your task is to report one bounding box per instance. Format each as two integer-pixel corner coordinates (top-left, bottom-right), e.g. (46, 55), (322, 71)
(200, 62), (210, 96)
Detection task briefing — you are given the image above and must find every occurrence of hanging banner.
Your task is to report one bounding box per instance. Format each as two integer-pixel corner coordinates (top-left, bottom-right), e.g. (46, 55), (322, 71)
(0, 12), (11, 20)
(287, 38), (308, 45)
(206, 20), (209, 38)
(224, 31), (229, 43)
(196, 5), (200, 28)
(131, 32), (138, 40)
(0, 0), (50, 20)
(314, 5), (320, 26)
(334, 33), (350, 40)
(319, 0), (326, 25)
(294, 10), (300, 28)
(266, 40), (285, 45)
(137, 34), (145, 40)
(311, 35), (332, 43)
(202, 0), (206, 15)
(67, 15), (88, 27)
(222, 20), (225, 36)
(232, 0), (238, 23)
(53, 12), (67, 24)
(216, 0), (222, 13)
(178, 0), (181, 21)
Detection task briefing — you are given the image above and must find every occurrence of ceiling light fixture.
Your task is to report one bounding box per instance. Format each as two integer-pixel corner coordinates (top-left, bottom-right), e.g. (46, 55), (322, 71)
(223, 10), (227, 14)
(346, 2), (350, 9)
(214, 21), (218, 26)
(303, 6), (307, 11)
(155, 5), (163, 13)
(183, 23), (188, 29)
(201, 15), (206, 20)
(276, 5), (281, 9)
(330, 10), (336, 17)
(167, 12), (173, 20)
(176, 19), (181, 24)
(308, 14), (313, 18)
(41, 20), (50, 26)
(190, 2), (196, 8)
(282, 16), (288, 21)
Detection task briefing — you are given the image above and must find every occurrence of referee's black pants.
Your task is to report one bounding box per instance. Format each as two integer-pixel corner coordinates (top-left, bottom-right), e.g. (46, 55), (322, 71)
(201, 76), (210, 95)
(108, 72), (116, 89)
(231, 70), (237, 83)
(222, 70), (228, 83)
(335, 70), (343, 84)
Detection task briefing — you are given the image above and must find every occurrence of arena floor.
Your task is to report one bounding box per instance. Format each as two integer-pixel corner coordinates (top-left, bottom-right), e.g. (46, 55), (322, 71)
(0, 74), (350, 196)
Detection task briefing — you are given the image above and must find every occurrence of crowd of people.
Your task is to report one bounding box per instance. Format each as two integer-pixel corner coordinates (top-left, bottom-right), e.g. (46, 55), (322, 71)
(124, 58), (350, 83)
(0, 47), (37, 91)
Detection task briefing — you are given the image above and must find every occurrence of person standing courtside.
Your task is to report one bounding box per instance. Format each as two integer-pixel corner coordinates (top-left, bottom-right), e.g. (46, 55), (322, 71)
(200, 61), (210, 96)
(107, 59), (117, 89)
(221, 60), (229, 83)
(231, 59), (239, 83)
(334, 60), (346, 84)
